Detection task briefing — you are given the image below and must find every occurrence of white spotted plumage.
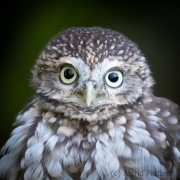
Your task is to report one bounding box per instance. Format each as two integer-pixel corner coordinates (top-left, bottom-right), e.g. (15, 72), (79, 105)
(0, 27), (180, 180)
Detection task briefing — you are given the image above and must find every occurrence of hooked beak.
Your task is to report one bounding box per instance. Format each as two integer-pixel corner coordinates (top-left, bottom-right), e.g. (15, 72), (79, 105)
(83, 80), (97, 106)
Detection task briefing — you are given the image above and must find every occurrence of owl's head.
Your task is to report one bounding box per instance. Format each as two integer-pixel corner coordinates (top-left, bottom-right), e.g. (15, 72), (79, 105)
(31, 27), (154, 121)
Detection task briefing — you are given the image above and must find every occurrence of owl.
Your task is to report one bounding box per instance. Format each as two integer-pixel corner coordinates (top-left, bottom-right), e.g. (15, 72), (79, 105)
(0, 27), (180, 180)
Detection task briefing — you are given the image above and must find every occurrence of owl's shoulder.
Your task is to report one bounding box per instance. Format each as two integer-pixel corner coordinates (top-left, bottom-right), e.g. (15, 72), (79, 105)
(151, 96), (179, 110)
(143, 96), (180, 143)
(144, 96), (180, 121)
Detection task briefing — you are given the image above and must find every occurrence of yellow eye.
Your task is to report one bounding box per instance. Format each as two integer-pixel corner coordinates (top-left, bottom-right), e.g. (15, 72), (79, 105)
(105, 70), (123, 87)
(60, 66), (77, 84)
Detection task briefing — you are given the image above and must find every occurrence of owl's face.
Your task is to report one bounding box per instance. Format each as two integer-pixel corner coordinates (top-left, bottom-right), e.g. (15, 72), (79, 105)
(32, 27), (153, 121)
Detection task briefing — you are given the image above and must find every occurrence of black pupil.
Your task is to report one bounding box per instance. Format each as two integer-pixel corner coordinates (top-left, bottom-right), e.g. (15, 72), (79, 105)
(64, 69), (74, 79)
(108, 73), (119, 82)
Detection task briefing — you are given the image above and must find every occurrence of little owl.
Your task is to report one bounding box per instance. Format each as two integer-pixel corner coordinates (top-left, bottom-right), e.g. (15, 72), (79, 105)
(0, 27), (180, 180)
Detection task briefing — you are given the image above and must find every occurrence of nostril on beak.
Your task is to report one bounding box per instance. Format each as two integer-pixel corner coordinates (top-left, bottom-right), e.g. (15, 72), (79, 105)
(93, 83), (97, 89)
(83, 80), (97, 89)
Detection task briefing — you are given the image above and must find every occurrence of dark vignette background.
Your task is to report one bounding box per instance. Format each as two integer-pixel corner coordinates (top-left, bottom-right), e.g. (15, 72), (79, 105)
(0, 1), (180, 149)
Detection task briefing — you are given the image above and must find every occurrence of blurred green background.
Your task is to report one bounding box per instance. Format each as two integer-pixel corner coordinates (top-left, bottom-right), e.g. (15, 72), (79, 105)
(0, 1), (180, 148)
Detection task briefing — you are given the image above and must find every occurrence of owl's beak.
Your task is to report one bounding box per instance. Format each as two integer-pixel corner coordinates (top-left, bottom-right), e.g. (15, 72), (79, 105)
(83, 80), (97, 106)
